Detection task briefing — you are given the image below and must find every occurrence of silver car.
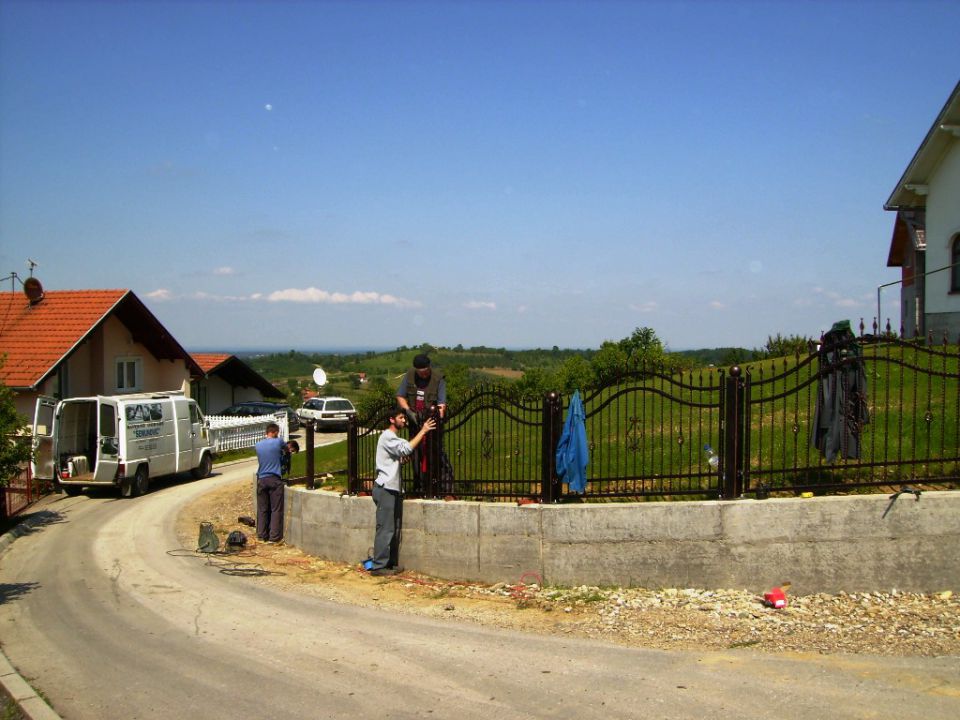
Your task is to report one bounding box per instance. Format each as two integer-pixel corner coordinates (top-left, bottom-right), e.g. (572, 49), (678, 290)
(298, 397), (357, 430)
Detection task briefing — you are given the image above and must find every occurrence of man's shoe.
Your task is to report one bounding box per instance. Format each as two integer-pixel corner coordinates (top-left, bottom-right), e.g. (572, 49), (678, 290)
(389, 566), (404, 573)
(369, 567), (399, 576)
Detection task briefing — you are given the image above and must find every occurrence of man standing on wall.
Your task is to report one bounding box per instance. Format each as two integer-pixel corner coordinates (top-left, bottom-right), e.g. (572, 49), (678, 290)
(369, 408), (436, 576)
(396, 354), (446, 494)
(256, 422), (289, 544)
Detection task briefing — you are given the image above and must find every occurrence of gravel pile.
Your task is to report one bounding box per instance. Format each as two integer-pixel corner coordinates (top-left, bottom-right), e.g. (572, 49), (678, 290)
(431, 582), (959, 656)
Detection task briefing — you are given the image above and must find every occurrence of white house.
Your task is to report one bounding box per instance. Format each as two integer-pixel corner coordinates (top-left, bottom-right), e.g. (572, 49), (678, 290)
(886, 80), (960, 339)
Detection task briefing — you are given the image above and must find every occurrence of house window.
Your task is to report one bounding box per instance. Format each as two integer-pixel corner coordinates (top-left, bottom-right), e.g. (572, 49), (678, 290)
(952, 235), (960, 292)
(115, 357), (142, 392)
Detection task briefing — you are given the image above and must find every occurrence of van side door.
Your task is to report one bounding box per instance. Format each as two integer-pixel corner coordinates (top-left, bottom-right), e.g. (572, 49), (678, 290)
(31, 397), (58, 481)
(188, 401), (206, 467)
(174, 398), (193, 472)
(94, 401), (119, 483)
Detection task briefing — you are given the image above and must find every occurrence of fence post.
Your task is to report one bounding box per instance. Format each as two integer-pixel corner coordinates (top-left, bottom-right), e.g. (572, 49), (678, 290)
(424, 403), (442, 498)
(347, 415), (358, 494)
(541, 392), (563, 503)
(722, 366), (744, 498)
(305, 421), (315, 490)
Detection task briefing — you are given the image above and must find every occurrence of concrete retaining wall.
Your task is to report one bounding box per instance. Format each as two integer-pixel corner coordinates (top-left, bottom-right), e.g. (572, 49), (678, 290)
(284, 488), (960, 593)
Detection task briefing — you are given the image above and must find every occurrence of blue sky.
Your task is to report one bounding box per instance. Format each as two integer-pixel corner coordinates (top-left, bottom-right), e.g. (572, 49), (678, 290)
(1, 1), (958, 352)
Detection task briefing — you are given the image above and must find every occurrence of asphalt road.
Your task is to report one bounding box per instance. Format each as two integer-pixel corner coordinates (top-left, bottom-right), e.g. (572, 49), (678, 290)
(1, 460), (958, 720)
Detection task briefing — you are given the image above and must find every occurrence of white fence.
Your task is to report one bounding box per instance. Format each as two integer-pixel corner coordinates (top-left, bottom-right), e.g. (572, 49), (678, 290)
(205, 412), (289, 452)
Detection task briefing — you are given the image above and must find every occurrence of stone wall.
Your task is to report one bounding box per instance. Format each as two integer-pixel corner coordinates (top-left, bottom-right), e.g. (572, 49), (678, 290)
(284, 488), (960, 593)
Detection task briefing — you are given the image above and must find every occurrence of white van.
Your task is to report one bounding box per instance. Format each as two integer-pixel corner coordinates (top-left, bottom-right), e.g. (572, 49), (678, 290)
(32, 392), (215, 497)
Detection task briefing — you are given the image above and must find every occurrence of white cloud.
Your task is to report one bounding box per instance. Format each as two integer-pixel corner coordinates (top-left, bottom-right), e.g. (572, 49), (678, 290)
(820, 288), (862, 308)
(143, 286), (421, 308)
(266, 286), (421, 308)
(464, 300), (496, 310)
(709, 300), (725, 309)
(629, 301), (658, 313)
(213, 266), (235, 276)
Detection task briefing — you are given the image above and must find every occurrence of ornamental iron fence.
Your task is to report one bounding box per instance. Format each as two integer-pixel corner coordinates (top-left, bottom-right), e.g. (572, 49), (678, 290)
(347, 328), (959, 502)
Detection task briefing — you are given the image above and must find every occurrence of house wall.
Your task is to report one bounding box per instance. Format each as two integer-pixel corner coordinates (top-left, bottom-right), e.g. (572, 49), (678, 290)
(13, 315), (191, 421)
(101, 316), (190, 392)
(924, 140), (960, 337)
(198, 375), (265, 414)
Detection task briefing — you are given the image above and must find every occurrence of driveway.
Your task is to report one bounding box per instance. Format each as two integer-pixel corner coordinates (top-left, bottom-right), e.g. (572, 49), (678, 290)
(0, 460), (957, 720)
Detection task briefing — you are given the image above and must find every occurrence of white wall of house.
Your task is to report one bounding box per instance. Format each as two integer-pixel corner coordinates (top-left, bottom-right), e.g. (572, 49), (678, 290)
(198, 375), (266, 414)
(923, 141), (960, 337)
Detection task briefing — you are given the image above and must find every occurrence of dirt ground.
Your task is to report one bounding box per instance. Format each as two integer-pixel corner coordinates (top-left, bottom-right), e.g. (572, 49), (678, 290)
(177, 477), (960, 658)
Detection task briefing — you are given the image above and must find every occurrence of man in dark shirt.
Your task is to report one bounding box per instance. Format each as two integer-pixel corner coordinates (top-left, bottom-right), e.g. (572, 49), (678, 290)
(396, 354), (447, 495)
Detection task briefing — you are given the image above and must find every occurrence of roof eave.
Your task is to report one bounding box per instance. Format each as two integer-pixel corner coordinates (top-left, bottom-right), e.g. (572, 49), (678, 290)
(885, 80), (960, 210)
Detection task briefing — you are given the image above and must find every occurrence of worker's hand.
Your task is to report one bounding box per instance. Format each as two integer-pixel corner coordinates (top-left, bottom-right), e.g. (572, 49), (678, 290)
(420, 417), (437, 434)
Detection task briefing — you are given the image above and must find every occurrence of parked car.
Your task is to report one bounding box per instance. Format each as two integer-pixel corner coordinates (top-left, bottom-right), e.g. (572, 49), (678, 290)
(298, 397), (357, 430)
(219, 401), (300, 431)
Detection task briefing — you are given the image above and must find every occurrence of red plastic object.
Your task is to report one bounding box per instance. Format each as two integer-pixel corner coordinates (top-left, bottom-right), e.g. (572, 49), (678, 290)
(764, 586), (787, 609)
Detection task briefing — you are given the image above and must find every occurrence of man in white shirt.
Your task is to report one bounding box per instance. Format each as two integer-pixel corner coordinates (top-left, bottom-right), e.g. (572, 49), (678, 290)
(369, 407), (436, 575)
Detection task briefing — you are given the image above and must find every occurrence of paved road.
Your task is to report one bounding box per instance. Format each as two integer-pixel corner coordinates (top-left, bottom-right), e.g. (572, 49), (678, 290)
(1, 461), (958, 720)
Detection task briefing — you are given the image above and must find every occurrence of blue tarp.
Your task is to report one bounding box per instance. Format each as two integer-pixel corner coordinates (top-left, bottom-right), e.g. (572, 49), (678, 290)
(555, 390), (589, 493)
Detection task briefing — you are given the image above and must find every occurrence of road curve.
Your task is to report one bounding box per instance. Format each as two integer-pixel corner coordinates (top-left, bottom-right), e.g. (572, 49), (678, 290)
(1, 461), (958, 720)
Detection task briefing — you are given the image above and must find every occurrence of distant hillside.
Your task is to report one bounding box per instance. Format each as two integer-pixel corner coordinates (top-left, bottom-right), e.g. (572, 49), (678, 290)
(246, 345), (595, 383)
(672, 347), (753, 367)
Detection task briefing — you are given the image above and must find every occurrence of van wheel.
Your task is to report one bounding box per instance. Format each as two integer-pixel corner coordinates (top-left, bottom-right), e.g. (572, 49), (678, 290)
(191, 453), (213, 479)
(134, 465), (150, 496)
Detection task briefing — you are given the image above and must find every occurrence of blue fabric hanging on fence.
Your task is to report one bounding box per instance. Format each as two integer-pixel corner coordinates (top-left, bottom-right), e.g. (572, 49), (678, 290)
(555, 390), (589, 494)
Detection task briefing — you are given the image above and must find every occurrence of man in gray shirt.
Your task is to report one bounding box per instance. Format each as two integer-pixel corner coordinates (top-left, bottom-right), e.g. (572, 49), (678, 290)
(369, 407), (436, 575)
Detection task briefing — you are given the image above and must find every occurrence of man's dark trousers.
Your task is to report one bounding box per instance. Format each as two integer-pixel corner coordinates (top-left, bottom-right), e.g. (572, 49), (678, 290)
(372, 483), (402, 569)
(257, 474), (285, 541)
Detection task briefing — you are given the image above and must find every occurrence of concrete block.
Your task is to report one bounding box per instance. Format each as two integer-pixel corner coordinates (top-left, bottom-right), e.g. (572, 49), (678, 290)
(18, 695), (62, 720)
(0, 671), (35, 701)
(541, 501), (721, 543)
(476, 504), (542, 584)
(400, 500), (480, 581)
(543, 539), (725, 589)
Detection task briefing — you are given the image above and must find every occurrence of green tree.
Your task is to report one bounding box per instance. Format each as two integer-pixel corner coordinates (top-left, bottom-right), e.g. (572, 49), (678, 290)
(761, 333), (811, 359)
(443, 363), (470, 411)
(1, 367), (32, 487)
(590, 341), (629, 384)
(513, 367), (554, 400)
(356, 376), (394, 418)
(555, 355), (593, 393)
(619, 326), (666, 369)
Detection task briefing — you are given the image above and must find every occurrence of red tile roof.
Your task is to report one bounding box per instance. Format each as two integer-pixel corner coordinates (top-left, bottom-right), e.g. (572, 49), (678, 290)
(0, 289), (128, 388)
(190, 352), (283, 399)
(0, 288), (201, 389)
(192, 353), (232, 373)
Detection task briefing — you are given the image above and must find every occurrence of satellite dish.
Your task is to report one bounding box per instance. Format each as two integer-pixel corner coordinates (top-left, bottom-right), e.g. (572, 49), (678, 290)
(23, 276), (44, 304)
(312, 368), (327, 387)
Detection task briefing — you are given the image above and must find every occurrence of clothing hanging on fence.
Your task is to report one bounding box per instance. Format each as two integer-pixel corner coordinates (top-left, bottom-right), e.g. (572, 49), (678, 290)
(811, 320), (869, 462)
(556, 390), (589, 494)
